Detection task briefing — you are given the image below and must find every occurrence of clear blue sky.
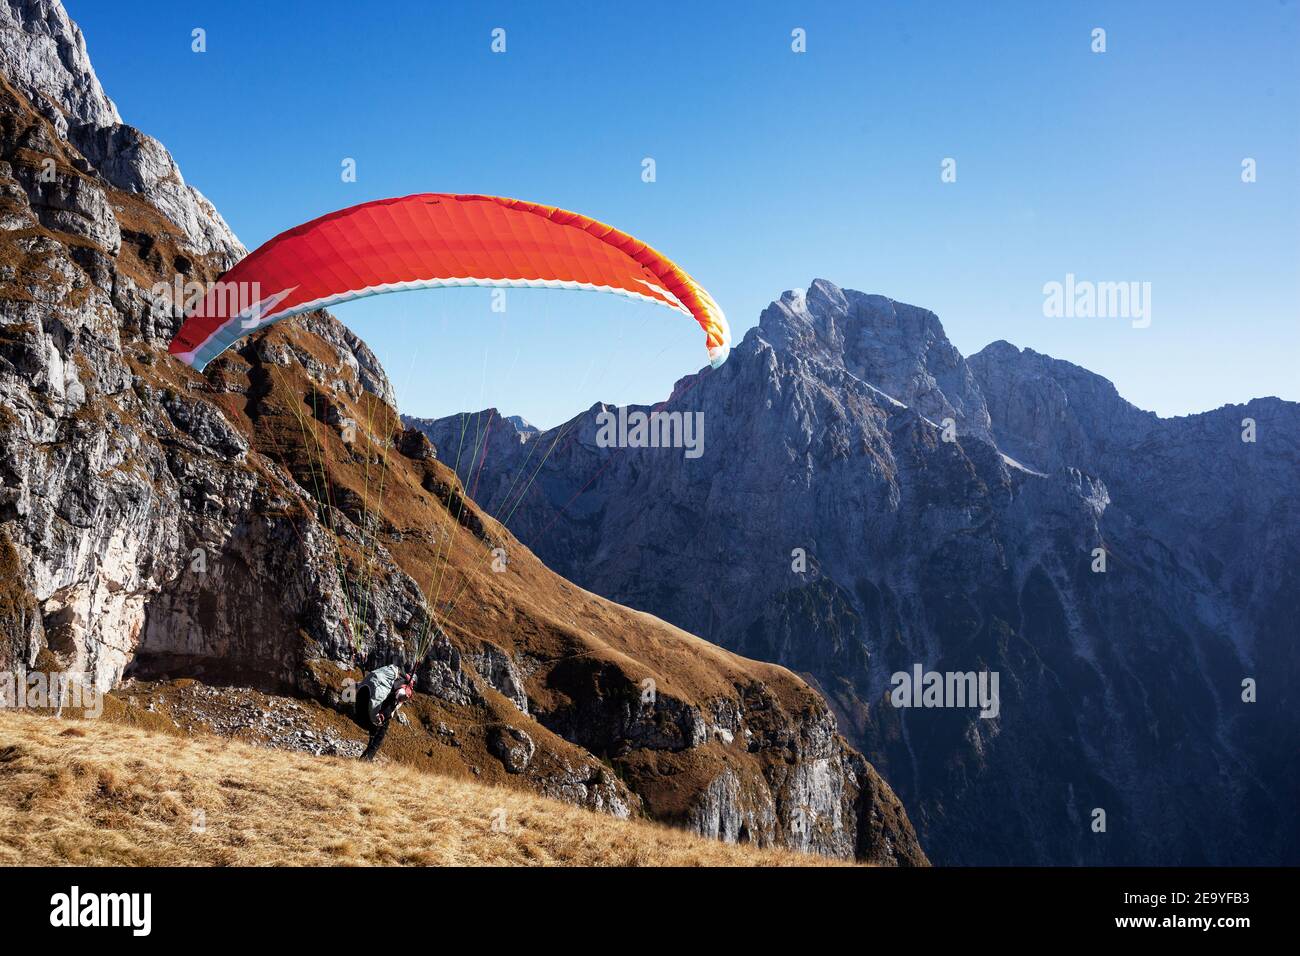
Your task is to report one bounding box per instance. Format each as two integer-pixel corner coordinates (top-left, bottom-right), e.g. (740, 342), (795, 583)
(67, 0), (1298, 427)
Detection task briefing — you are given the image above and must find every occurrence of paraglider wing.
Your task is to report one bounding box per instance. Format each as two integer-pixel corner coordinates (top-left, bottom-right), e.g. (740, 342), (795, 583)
(168, 193), (730, 371)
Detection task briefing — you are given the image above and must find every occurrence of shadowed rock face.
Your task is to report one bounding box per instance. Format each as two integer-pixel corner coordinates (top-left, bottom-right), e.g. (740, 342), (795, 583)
(414, 280), (1299, 866)
(0, 0), (926, 865)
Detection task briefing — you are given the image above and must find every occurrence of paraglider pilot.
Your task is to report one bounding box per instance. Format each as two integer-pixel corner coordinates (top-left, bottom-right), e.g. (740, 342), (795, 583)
(356, 664), (415, 761)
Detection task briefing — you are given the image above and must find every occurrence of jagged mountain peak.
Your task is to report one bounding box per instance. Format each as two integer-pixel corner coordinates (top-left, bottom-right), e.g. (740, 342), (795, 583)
(971, 338), (1129, 401)
(971, 338), (1019, 359)
(0, 0), (242, 263)
(0, 0), (121, 134)
(759, 279), (949, 351)
(968, 338), (1155, 474)
(749, 279), (992, 438)
(505, 414), (539, 438)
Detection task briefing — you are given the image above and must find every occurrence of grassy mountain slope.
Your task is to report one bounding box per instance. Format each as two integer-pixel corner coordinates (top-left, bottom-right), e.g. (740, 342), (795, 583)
(0, 711), (851, 867)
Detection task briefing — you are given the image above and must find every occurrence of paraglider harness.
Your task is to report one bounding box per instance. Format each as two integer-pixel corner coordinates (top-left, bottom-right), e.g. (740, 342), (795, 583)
(356, 664), (416, 761)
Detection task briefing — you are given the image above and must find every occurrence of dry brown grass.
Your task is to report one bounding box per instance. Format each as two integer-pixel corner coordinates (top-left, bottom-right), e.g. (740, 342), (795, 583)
(0, 711), (849, 867)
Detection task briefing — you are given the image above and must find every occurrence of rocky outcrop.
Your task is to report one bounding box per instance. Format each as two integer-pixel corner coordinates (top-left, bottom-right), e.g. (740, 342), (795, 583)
(489, 724), (535, 772)
(1, 0), (241, 263)
(416, 281), (1299, 866)
(0, 0), (924, 865)
(0, 0), (119, 134)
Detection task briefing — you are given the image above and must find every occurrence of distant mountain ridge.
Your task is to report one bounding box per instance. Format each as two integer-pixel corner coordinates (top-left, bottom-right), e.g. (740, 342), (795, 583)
(414, 278), (1300, 865)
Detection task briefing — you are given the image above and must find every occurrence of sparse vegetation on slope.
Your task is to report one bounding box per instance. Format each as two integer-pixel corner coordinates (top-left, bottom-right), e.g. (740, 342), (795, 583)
(0, 711), (850, 867)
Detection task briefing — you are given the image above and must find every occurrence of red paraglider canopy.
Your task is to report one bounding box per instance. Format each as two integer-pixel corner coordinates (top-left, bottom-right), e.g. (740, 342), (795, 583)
(168, 193), (730, 371)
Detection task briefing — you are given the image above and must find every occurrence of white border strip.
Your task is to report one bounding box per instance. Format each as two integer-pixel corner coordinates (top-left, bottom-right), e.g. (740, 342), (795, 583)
(180, 276), (731, 371)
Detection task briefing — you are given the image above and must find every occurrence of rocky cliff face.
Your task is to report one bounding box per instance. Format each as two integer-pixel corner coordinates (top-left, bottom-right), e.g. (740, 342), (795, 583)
(0, 0), (241, 261)
(0, 0), (925, 865)
(414, 279), (1299, 865)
